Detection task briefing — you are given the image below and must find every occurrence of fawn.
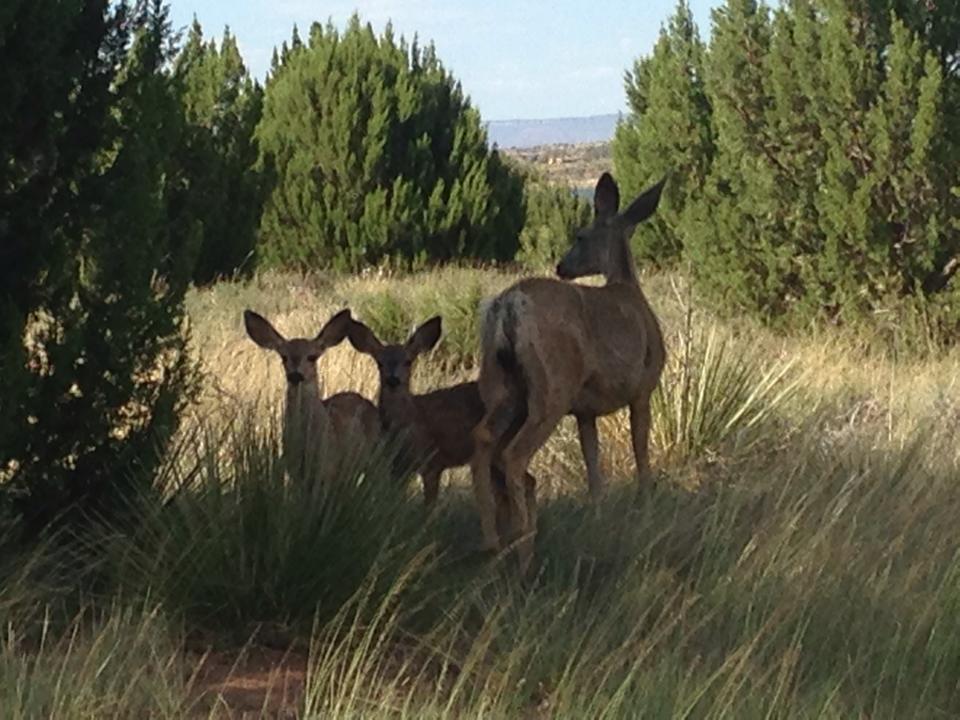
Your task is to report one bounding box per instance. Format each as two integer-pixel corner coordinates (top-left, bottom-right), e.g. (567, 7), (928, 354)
(243, 308), (380, 476)
(348, 315), (535, 538)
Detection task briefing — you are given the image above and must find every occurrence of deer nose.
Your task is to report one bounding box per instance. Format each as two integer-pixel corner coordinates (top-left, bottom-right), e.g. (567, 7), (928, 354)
(287, 371), (304, 385)
(556, 261), (570, 278)
(385, 376), (400, 388)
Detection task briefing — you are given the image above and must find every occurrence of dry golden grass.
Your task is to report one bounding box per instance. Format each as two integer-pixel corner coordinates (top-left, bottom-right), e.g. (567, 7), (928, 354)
(184, 267), (960, 497)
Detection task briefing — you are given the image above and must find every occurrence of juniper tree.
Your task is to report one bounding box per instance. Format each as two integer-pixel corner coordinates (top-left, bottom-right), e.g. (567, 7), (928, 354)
(0, 0), (196, 534)
(172, 20), (265, 283)
(684, 0), (787, 316)
(613, 0), (713, 265)
(256, 17), (524, 271)
(517, 180), (592, 269)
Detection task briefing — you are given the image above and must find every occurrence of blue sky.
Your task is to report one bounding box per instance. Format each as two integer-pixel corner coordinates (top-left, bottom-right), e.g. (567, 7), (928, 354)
(169, 1), (717, 121)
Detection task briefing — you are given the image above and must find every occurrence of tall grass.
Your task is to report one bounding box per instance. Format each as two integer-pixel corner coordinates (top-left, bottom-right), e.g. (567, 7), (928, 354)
(4, 267), (960, 718)
(103, 407), (427, 633)
(0, 601), (189, 719)
(289, 415), (960, 718)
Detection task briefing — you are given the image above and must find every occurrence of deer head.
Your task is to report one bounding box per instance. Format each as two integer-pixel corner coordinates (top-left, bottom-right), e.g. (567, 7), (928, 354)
(556, 173), (666, 284)
(347, 316), (442, 393)
(243, 308), (353, 390)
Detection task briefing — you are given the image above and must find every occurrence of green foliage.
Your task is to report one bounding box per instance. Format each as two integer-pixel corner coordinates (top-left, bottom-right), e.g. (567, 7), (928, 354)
(613, 0), (713, 265)
(517, 180), (592, 269)
(687, 0), (785, 317)
(348, 267), (512, 370)
(616, 0), (960, 334)
(172, 20), (266, 284)
(0, 0), (196, 534)
(256, 17), (525, 271)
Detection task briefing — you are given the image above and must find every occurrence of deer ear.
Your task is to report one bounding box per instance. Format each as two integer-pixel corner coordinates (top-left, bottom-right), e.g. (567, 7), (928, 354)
(347, 319), (383, 356)
(619, 175), (667, 227)
(594, 172), (620, 219)
(406, 316), (442, 356)
(315, 309), (352, 349)
(244, 310), (285, 350)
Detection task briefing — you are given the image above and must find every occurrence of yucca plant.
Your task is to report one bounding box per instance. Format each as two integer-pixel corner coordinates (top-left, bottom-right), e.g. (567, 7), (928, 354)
(651, 307), (801, 466)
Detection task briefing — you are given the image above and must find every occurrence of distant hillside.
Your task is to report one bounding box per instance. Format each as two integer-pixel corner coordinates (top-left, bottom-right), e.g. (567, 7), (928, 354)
(485, 113), (620, 149)
(503, 142), (611, 192)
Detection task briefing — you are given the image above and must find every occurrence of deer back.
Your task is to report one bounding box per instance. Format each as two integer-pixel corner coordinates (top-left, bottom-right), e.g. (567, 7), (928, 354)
(324, 391), (381, 447)
(411, 381), (487, 470)
(483, 279), (657, 417)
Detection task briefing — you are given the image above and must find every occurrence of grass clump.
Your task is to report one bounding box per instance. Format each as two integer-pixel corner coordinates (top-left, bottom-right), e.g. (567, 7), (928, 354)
(103, 407), (427, 633)
(651, 308), (802, 467)
(347, 267), (515, 369)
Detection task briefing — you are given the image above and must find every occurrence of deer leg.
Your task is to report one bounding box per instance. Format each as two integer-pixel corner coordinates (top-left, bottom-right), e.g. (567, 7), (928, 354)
(501, 409), (563, 574)
(576, 414), (605, 500)
(629, 394), (654, 487)
(470, 421), (502, 552)
(422, 468), (441, 509)
(523, 471), (538, 542)
(492, 465), (511, 544)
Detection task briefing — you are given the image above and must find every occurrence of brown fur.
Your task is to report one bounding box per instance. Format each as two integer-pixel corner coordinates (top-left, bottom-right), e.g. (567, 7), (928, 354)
(243, 308), (380, 475)
(348, 316), (535, 535)
(470, 173), (668, 572)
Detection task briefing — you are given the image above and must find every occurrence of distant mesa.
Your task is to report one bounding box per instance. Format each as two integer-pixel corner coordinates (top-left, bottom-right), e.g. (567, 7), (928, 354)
(485, 113), (620, 150)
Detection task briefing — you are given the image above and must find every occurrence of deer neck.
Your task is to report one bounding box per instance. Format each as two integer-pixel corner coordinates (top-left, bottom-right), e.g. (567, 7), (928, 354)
(377, 386), (418, 433)
(284, 381), (329, 439)
(604, 237), (639, 287)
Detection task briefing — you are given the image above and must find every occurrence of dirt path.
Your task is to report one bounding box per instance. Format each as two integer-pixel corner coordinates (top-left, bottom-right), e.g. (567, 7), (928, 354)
(187, 645), (309, 718)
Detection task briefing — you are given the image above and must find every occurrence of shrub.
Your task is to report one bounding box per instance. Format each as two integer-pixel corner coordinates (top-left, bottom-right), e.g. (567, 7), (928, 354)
(256, 17), (525, 271)
(615, 0), (960, 332)
(171, 21), (266, 284)
(651, 309), (801, 465)
(517, 180), (592, 270)
(0, 1), (197, 535)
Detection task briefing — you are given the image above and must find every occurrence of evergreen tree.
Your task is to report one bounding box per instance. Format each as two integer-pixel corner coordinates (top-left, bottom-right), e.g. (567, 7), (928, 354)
(517, 181), (592, 269)
(172, 20), (265, 283)
(256, 16), (524, 270)
(613, 0), (713, 265)
(0, 0), (196, 533)
(685, 0), (787, 316)
(672, 0), (960, 327)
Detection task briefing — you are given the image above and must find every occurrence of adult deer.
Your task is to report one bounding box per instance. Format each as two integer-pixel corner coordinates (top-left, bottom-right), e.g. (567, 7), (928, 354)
(348, 315), (536, 536)
(470, 172), (667, 571)
(244, 309), (380, 476)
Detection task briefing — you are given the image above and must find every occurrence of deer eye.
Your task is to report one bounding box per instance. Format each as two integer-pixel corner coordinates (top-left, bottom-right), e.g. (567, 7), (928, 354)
(307, 354), (319, 363)
(403, 360), (412, 368)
